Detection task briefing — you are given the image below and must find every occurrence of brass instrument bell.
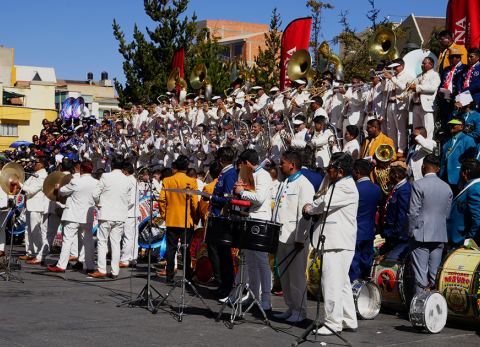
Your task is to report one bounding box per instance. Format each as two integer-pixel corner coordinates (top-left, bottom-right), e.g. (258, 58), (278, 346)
(287, 49), (312, 81)
(375, 144), (395, 162)
(43, 171), (73, 203)
(368, 26), (397, 61)
(190, 64), (208, 90)
(167, 68), (187, 92)
(0, 162), (25, 195)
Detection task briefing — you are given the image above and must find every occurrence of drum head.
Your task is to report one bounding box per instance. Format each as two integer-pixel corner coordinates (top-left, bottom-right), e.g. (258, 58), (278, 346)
(423, 292), (447, 333)
(354, 281), (381, 320)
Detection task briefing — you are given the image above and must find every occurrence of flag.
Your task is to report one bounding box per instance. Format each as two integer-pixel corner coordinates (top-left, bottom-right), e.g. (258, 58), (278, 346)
(280, 17), (312, 90)
(446, 0), (480, 48)
(172, 48), (185, 78)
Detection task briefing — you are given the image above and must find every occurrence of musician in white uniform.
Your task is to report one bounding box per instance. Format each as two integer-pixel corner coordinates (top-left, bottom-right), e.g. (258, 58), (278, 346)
(120, 163), (139, 268)
(272, 150), (314, 323)
(309, 96), (329, 122)
(247, 86), (269, 113)
(310, 115), (334, 168)
(409, 57), (441, 139)
(324, 82), (345, 134)
(284, 80), (310, 116)
(406, 127), (437, 181)
(270, 117), (287, 165)
(47, 161), (97, 272)
(90, 156), (132, 278)
(289, 115), (309, 149)
(234, 149), (274, 311)
(0, 170), (9, 257)
(18, 158), (48, 261)
(342, 77), (367, 137)
(268, 87), (285, 114)
(304, 153), (359, 335)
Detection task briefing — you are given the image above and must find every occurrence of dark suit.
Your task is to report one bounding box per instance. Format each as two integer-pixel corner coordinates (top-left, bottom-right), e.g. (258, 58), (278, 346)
(459, 62), (480, 110)
(408, 173), (452, 294)
(208, 165), (238, 294)
(349, 178), (381, 282)
(438, 63), (468, 129)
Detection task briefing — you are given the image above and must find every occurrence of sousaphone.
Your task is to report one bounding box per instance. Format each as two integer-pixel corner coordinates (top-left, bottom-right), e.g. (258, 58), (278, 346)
(287, 49), (313, 82)
(0, 162), (25, 195)
(368, 26), (398, 61)
(167, 68), (187, 92)
(43, 171), (73, 204)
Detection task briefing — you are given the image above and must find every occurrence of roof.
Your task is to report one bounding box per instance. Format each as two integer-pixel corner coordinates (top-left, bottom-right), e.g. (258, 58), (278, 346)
(15, 65), (57, 83)
(218, 31), (268, 44)
(411, 15), (445, 43)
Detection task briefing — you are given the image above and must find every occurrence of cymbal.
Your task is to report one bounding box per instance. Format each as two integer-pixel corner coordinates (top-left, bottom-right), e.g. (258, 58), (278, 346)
(43, 172), (72, 202)
(162, 188), (211, 198)
(0, 162), (25, 195)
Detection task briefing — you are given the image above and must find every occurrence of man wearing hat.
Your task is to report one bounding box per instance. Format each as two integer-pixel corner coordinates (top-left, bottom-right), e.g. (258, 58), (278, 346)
(310, 115), (335, 168)
(364, 69), (384, 130)
(247, 86), (269, 113)
(289, 114), (310, 149)
(309, 96), (328, 121)
(383, 58), (415, 154)
(452, 92), (480, 143)
(437, 30), (468, 76)
(440, 118), (477, 195)
(459, 48), (480, 110)
(284, 79), (310, 116)
(342, 76), (367, 138)
(323, 81), (345, 135)
(270, 116), (287, 165)
(268, 87), (285, 114)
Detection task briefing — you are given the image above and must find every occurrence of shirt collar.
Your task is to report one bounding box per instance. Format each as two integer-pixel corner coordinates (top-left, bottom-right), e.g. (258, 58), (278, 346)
(394, 178), (407, 190)
(221, 164), (234, 174)
(357, 177), (370, 183)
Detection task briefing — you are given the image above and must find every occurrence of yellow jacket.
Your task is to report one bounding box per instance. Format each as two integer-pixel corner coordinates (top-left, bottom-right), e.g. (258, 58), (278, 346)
(360, 132), (397, 160)
(438, 43), (468, 73)
(199, 178), (217, 224)
(159, 172), (199, 228)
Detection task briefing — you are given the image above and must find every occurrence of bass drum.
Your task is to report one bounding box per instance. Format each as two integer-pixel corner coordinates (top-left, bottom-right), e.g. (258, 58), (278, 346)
(306, 249), (322, 298)
(409, 291), (448, 333)
(371, 244), (415, 311)
(436, 247), (480, 319)
(352, 280), (381, 320)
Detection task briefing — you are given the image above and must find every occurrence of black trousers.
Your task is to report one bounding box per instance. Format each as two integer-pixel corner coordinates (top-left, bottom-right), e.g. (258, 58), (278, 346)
(207, 241), (234, 293)
(166, 227), (193, 280)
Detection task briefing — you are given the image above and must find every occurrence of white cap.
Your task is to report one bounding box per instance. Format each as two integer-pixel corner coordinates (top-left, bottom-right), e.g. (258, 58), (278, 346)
(194, 96), (199, 102)
(251, 86), (263, 90)
(270, 86), (279, 92)
(292, 119), (304, 125)
(294, 79), (307, 85)
(455, 91), (474, 106)
(211, 96), (221, 101)
(387, 62), (400, 68)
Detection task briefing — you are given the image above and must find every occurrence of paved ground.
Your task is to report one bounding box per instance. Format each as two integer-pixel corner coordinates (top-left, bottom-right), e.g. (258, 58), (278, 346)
(0, 248), (479, 347)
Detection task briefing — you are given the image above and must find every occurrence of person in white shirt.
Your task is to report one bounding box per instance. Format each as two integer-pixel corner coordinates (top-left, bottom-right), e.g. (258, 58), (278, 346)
(47, 161), (97, 272)
(309, 96), (329, 122)
(0, 166), (9, 257)
(18, 158), (48, 261)
(343, 125), (361, 160)
(408, 57), (441, 139)
(284, 79), (310, 116)
(289, 115), (309, 149)
(120, 163), (140, 268)
(324, 82), (345, 134)
(234, 149), (274, 311)
(342, 77), (367, 137)
(89, 156), (133, 279)
(406, 127), (437, 181)
(268, 87), (285, 114)
(246, 86), (269, 114)
(304, 153), (359, 335)
(310, 115), (334, 169)
(270, 117), (288, 165)
(272, 150), (315, 323)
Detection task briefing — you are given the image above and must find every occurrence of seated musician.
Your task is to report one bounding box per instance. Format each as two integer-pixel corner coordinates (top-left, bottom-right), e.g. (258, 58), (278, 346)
(360, 119), (396, 161)
(234, 149), (274, 311)
(447, 159), (480, 247)
(378, 161), (411, 259)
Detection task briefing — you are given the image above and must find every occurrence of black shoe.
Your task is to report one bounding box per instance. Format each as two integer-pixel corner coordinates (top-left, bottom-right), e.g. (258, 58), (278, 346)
(72, 261), (84, 271)
(109, 273), (118, 280)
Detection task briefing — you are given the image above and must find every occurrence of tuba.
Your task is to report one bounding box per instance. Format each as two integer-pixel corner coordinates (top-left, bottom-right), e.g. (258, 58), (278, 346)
(368, 26), (398, 62)
(374, 144), (395, 195)
(287, 49), (314, 83)
(190, 64), (213, 101)
(375, 144), (395, 162)
(318, 41), (344, 80)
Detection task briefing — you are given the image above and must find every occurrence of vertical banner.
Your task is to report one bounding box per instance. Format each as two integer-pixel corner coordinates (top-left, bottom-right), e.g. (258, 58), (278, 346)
(172, 48), (185, 78)
(280, 17), (312, 90)
(446, 0), (480, 48)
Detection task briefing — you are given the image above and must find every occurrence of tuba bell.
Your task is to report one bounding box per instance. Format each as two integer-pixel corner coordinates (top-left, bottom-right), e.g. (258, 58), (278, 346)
(375, 144), (395, 162)
(287, 49), (313, 82)
(368, 26), (398, 61)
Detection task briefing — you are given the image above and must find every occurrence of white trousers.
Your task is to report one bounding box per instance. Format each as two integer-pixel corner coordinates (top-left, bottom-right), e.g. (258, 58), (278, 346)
(36, 213), (61, 261)
(386, 104), (408, 153)
(244, 249), (271, 307)
(26, 211), (43, 256)
(412, 105), (434, 139)
(277, 242), (309, 318)
(97, 220), (124, 275)
(57, 222), (95, 270)
(121, 217), (139, 263)
(322, 250), (357, 331)
(0, 211), (8, 252)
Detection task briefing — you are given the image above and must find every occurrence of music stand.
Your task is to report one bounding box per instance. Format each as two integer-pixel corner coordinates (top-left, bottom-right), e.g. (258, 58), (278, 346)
(0, 195), (23, 283)
(156, 186), (213, 322)
(118, 180), (163, 313)
(292, 182), (351, 346)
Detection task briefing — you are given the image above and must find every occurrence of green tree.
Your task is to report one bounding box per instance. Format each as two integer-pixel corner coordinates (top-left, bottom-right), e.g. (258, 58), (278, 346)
(306, 0), (334, 71)
(253, 8), (282, 89)
(426, 27), (444, 57)
(113, 0), (197, 106)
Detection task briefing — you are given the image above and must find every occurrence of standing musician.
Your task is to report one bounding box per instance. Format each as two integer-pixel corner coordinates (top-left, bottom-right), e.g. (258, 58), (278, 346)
(459, 48), (480, 110)
(303, 153), (359, 335)
(284, 79), (310, 115)
(383, 58), (414, 155)
(437, 30), (468, 76)
(360, 119), (396, 161)
(159, 155), (198, 283)
(406, 127), (437, 181)
(268, 87), (285, 114)
(363, 69), (383, 131)
(248, 121), (267, 160)
(289, 115), (310, 149)
(409, 57), (441, 140)
(309, 96), (328, 122)
(270, 116), (287, 165)
(342, 76), (366, 138)
(234, 149), (273, 311)
(272, 150), (314, 323)
(323, 81), (345, 135)
(246, 86), (269, 113)
(310, 115), (334, 168)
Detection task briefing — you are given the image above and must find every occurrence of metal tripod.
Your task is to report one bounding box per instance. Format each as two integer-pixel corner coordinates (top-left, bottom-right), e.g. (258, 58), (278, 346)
(0, 197), (23, 282)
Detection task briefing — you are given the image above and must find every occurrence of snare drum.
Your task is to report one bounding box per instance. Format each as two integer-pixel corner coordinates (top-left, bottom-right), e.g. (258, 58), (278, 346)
(409, 291), (447, 333)
(352, 280), (381, 320)
(371, 247), (414, 311)
(436, 247), (480, 319)
(205, 215), (238, 247)
(235, 218), (281, 253)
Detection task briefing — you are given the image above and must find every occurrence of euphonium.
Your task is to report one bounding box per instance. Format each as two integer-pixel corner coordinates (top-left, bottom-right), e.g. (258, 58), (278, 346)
(375, 144), (395, 162)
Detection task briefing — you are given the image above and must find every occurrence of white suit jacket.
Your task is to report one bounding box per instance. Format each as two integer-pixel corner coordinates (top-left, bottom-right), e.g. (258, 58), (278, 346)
(93, 169), (132, 222)
(291, 128), (308, 149)
(273, 174), (314, 245)
(59, 174), (97, 224)
(407, 135), (437, 181)
(240, 167), (273, 221)
(387, 69), (414, 111)
(343, 88), (367, 125)
(270, 131), (286, 164)
(22, 168), (48, 212)
(308, 176), (359, 251)
(311, 129), (333, 168)
(126, 175), (140, 218)
(410, 69), (441, 112)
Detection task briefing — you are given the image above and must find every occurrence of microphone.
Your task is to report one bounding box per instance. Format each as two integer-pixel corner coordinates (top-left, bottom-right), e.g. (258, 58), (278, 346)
(230, 199), (252, 208)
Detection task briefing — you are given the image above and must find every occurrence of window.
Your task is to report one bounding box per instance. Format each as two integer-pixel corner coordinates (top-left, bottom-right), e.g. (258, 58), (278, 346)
(0, 124), (18, 136)
(233, 43), (243, 58)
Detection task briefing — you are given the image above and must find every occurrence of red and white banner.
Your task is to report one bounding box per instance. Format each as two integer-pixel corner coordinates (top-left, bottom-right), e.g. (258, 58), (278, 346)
(280, 17), (312, 90)
(172, 48), (185, 78)
(446, 0), (480, 48)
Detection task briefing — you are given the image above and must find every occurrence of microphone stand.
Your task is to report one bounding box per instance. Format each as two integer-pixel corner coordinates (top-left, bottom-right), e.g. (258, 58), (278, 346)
(0, 194), (24, 282)
(292, 181), (351, 346)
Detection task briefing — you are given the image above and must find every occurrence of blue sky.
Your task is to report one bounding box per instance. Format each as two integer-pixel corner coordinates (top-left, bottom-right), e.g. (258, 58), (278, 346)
(0, 0), (447, 84)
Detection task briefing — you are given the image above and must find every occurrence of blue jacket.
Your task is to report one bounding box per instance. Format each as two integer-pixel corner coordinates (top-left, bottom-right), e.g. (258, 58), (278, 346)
(356, 178), (381, 241)
(440, 132), (477, 184)
(383, 180), (411, 241)
(442, 63), (468, 96)
(300, 168), (323, 192)
(447, 179), (480, 246)
(453, 110), (480, 143)
(210, 165), (238, 216)
(460, 63), (480, 110)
